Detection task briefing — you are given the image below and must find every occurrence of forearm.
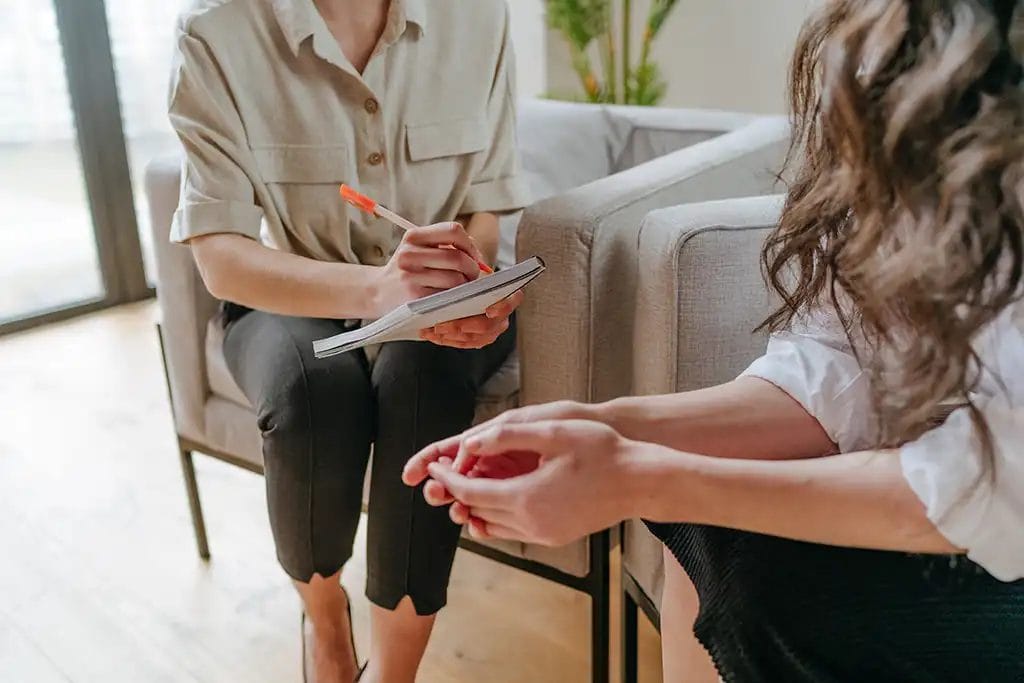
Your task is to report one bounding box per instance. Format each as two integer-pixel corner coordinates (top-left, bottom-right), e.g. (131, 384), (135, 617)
(189, 233), (381, 319)
(460, 212), (499, 266)
(629, 445), (960, 554)
(596, 377), (836, 460)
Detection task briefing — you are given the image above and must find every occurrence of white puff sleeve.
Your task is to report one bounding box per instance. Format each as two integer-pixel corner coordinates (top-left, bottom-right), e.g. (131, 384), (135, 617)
(740, 305), (879, 452)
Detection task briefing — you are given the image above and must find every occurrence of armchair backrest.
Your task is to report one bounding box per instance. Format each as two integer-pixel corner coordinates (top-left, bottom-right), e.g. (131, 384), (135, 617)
(634, 194), (787, 397)
(146, 155), (214, 444)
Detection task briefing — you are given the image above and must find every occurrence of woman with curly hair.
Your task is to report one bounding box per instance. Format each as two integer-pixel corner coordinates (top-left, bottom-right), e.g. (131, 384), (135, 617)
(407, 0), (1024, 680)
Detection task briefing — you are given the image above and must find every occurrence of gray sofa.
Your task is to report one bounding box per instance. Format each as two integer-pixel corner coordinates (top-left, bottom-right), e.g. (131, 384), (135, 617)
(147, 97), (788, 683)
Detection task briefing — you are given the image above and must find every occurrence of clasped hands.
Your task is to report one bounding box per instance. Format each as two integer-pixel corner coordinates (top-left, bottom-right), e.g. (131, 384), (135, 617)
(402, 401), (642, 547)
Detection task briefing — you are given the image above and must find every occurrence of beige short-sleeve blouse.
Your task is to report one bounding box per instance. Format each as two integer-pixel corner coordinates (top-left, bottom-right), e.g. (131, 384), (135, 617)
(168, 0), (529, 266)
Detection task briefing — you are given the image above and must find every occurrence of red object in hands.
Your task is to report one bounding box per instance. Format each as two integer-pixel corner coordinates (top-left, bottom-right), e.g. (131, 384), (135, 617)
(339, 184), (494, 274)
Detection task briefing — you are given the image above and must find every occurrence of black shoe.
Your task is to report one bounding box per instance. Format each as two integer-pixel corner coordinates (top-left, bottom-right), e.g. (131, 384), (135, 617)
(301, 586), (360, 683)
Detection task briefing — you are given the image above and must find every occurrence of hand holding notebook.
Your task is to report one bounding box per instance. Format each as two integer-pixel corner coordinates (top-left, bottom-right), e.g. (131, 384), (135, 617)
(313, 257), (546, 358)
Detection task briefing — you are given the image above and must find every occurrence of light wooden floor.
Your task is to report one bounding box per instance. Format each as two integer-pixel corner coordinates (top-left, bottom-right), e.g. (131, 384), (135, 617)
(0, 302), (662, 683)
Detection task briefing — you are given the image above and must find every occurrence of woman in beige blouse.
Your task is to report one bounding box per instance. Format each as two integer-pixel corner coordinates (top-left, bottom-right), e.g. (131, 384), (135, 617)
(168, 1), (528, 681)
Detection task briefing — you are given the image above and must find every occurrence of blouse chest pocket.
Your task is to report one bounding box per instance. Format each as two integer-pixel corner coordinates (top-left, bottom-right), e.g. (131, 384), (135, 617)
(404, 117), (487, 219)
(405, 117), (488, 162)
(251, 145), (350, 246)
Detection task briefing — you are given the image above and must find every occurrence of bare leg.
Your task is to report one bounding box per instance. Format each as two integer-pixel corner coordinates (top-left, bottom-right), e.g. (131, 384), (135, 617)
(661, 547), (719, 683)
(360, 597), (436, 683)
(295, 572), (359, 683)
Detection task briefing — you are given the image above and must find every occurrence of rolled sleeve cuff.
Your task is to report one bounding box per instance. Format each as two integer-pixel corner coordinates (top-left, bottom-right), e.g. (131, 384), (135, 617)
(739, 333), (876, 453)
(459, 175), (531, 216)
(900, 403), (1024, 582)
(170, 201), (264, 243)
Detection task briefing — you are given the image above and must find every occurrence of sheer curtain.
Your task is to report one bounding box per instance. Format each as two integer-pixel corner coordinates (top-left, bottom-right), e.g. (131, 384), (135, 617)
(105, 0), (191, 281)
(0, 1), (76, 144)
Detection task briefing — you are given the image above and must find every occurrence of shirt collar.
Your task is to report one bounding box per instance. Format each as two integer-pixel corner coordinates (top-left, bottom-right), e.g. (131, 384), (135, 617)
(272, 0), (427, 57)
(271, 0), (317, 56)
(403, 0), (427, 35)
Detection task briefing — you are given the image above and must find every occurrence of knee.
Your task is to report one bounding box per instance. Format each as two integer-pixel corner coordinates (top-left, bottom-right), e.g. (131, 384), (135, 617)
(256, 356), (370, 453)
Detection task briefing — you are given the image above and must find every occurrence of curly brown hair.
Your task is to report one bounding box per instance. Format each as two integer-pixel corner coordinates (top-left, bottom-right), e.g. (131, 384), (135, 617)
(762, 0), (1024, 450)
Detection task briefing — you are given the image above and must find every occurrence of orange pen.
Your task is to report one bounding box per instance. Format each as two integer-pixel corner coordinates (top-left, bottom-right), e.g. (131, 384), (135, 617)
(340, 184), (494, 274)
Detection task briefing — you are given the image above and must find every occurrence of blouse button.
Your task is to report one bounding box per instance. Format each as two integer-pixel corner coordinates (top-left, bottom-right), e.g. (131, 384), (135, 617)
(367, 152), (384, 166)
(364, 98), (379, 114)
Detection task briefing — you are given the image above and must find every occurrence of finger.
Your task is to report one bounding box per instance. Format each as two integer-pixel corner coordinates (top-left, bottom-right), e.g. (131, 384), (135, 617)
(468, 518), (529, 543)
(464, 234), (488, 265)
(453, 450), (480, 476)
(432, 329), (503, 348)
(403, 437), (461, 485)
(463, 421), (569, 456)
(468, 451), (541, 479)
(426, 461), (516, 508)
(427, 337), (489, 350)
(466, 505), (528, 530)
(427, 330), (476, 344)
(404, 267), (470, 291)
(396, 244), (479, 280)
(405, 222), (482, 265)
(450, 501), (471, 525)
(433, 315), (493, 336)
(485, 290), (525, 319)
(423, 479), (454, 506)
(451, 411), (529, 474)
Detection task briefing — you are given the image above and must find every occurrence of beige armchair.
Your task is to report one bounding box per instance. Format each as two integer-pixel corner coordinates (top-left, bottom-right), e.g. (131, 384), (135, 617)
(620, 194), (786, 683)
(147, 97), (788, 683)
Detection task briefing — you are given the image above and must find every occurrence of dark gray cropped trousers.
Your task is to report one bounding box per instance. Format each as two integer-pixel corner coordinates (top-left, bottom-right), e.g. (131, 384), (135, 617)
(222, 305), (515, 615)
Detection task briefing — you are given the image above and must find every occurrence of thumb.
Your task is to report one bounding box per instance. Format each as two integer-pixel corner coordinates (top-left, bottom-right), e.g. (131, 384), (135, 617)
(462, 421), (571, 458)
(465, 234), (488, 266)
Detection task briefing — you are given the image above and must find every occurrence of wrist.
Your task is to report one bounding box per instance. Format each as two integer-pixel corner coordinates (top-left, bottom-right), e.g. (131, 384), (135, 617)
(360, 265), (387, 318)
(616, 440), (707, 522)
(592, 397), (630, 434)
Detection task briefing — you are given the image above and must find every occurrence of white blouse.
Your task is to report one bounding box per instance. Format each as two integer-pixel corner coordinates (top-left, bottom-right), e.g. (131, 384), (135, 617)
(740, 301), (1024, 582)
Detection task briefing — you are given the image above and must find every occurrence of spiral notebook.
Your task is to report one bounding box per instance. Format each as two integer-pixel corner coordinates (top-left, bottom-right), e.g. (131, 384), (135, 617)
(312, 256), (546, 358)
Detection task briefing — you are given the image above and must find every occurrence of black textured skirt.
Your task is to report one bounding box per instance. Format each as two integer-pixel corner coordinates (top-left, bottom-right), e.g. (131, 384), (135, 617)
(646, 522), (1024, 682)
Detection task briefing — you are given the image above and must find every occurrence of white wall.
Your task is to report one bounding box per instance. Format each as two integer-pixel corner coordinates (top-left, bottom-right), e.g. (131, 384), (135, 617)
(547, 0), (816, 114)
(508, 0), (547, 97)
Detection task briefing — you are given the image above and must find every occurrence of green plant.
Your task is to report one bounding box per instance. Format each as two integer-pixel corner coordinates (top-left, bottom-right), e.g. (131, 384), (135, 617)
(547, 0), (680, 106)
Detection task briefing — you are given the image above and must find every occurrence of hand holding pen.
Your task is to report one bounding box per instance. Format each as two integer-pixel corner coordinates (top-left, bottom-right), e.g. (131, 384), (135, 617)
(340, 184), (519, 348)
(339, 185), (491, 313)
(341, 185), (494, 274)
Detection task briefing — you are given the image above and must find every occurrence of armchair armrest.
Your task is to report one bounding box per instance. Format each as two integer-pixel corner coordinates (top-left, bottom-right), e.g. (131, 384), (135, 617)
(516, 117), (789, 406)
(633, 194), (786, 396)
(146, 155), (219, 443)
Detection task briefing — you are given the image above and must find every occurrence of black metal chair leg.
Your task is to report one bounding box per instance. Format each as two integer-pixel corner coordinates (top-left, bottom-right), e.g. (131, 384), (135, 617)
(179, 448), (210, 559)
(589, 530), (611, 683)
(622, 584), (639, 683)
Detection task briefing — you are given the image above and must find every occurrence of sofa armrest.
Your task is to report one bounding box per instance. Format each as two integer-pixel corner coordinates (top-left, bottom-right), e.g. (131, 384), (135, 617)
(516, 118), (789, 406)
(633, 194), (785, 396)
(146, 155), (218, 443)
